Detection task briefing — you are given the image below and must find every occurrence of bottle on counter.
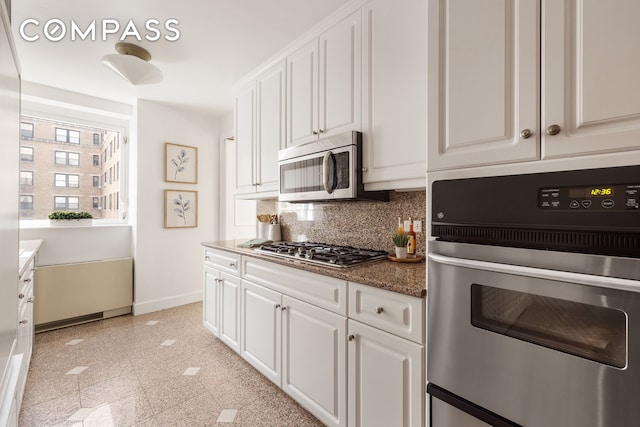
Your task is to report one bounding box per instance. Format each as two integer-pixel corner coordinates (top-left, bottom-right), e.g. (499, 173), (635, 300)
(407, 217), (416, 258)
(397, 217), (404, 234)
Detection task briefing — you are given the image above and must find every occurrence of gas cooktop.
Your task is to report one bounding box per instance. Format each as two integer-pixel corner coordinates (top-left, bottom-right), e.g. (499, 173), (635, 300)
(255, 242), (389, 268)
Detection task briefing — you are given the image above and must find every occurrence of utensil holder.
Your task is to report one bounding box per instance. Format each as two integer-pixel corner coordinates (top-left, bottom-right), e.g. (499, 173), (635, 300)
(267, 224), (281, 241)
(258, 222), (269, 239)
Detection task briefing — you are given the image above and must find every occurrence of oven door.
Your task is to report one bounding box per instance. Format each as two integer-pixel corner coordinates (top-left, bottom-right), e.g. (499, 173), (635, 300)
(279, 144), (356, 202)
(428, 245), (640, 427)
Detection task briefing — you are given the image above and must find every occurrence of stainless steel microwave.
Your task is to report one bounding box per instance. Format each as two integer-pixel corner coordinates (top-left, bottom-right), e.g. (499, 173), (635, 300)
(278, 131), (389, 202)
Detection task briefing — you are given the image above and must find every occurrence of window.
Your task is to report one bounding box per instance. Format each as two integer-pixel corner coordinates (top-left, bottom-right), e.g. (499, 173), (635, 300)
(20, 115), (124, 221)
(55, 151), (80, 166)
(20, 171), (33, 186)
(54, 173), (80, 188)
(20, 195), (33, 210)
(21, 146), (34, 162)
(55, 128), (80, 144)
(54, 196), (79, 210)
(21, 122), (34, 139)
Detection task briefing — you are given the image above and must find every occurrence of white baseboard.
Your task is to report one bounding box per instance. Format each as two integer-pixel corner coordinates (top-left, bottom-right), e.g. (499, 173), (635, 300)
(132, 290), (203, 316)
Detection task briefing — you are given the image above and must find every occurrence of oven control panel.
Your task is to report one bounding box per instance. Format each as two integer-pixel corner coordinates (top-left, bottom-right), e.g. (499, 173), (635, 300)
(539, 184), (640, 210)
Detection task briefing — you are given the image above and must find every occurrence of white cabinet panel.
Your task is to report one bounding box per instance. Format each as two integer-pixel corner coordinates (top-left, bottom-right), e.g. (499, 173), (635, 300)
(362, 0), (427, 189)
(287, 40), (319, 146)
(235, 82), (256, 194)
(203, 267), (220, 336)
(240, 279), (282, 385)
(219, 272), (240, 353)
(542, 0), (640, 158)
(427, 0), (539, 171)
(348, 319), (424, 427)
(282, 296), (347, 427)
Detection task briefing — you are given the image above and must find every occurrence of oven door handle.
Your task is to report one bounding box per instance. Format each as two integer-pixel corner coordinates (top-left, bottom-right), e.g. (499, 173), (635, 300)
(428, 252), (640, 293)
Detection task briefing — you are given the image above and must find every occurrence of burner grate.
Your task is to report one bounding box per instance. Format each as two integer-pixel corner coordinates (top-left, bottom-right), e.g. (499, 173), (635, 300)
(255, 242), (389, 268)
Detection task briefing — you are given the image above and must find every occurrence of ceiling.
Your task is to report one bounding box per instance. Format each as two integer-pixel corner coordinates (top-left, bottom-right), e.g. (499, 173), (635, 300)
(11, 0), (350, 116)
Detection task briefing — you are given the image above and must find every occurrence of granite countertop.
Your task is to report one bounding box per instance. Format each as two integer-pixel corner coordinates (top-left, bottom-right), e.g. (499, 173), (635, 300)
(19, 239), (42, 277)
(202, 240), (426, 298)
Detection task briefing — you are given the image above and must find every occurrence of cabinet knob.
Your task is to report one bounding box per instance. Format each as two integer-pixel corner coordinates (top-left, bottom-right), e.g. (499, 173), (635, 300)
(281, 306), (287, 311)
(275, 304), (281, 309)
(312, 130), (319, 135)
(18, 293), (24, 299)
(19, 319), (28, 325)
(27, 297), (35, 303)
(205, 256), (211, 261)
(348, 334), (355, 342)
(24, 278), (32, 283)
(375, 306), (384, 314)
(362, 167), (368, 173)
(546, 124), (561, 136)
(229, 262), (236, 268)
(318, 129), (325, 133)
(520, 129), (533, 139)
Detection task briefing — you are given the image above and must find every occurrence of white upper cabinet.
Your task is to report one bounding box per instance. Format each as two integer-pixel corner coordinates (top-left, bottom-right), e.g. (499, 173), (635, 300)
(428, 0), (640, 172)
(427, 0), (539, 171)
(361, 0), (427, 190)
(286, 10), (362, 147)
(256, 60), (286, 193)
(542, 0), (640, 159)
(235, 61), (285, 196)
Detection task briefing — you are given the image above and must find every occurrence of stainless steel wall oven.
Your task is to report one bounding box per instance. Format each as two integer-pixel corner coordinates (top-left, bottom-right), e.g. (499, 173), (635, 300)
(427, 165), (640, 427)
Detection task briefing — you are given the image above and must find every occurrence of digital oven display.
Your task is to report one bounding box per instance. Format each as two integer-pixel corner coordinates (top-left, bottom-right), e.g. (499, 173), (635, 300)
(568, 186), (615, 198)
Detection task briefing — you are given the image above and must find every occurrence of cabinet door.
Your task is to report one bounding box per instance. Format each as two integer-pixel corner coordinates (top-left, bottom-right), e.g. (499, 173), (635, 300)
(427, 0), (539, 171)
(235, 81), (256, 193)
(319, 10), (361, 139)
(203, 266), (220, 336)
(362, 0), (427, 189)
(219, 272), (241, 353)
(282, 296), (347, 427)
(256, 60), (286, 193)
(240, 280), (282, 386)
(287, 39), (319, 146)
(348, 320), (424, 427)
(543, 0), (640, 159)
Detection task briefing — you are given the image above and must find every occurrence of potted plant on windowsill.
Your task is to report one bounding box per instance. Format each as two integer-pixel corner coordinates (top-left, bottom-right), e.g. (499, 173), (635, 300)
(48, 211), (94, 226)
(392, 232), (409, 259)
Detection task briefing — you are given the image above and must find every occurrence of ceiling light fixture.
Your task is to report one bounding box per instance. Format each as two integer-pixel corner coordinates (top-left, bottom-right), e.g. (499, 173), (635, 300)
(101, 42), (163, 85)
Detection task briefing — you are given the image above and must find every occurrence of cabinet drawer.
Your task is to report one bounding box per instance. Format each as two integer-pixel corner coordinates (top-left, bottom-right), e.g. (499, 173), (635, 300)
(242, 257), (347, 316)
(204, 248), (241, 276)
(349, 282), (424, 344)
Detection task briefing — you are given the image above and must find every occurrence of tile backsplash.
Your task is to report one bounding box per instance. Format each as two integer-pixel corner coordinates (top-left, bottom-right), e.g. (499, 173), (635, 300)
(258, 191), (426, 255)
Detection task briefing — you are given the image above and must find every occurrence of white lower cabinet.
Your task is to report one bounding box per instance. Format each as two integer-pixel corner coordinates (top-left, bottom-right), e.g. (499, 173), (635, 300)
(282, 295), (347, 427)
(203, 248), (425, 427)
(347, 319), (424, 427)
(203, 249), (241, 353)
(240, 278), (347, 427)
(240, 279), (281, 385)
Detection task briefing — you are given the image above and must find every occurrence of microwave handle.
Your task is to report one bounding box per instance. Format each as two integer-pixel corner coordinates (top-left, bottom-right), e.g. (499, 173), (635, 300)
(323, 151), (336, 194)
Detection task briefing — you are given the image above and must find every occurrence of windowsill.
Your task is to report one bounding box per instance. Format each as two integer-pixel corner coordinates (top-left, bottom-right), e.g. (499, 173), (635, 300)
(20, 219), (131, 229)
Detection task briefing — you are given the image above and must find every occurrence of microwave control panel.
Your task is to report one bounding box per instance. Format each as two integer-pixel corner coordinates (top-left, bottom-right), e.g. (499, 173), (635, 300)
(539, 184), (640, 210)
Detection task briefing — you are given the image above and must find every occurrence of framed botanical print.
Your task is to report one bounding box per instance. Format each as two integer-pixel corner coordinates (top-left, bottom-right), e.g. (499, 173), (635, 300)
(164, 190), (198, 228)
(165, 142), (198, 184)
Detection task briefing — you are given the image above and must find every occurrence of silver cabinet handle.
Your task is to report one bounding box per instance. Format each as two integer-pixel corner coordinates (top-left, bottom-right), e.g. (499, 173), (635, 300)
(275, 304), (281, 309)
(27, 297), (35, 303)
(24, 278), (32, 283)
(520, 129), (533, 139)
(18, 293), (24, 299)
(229, 262), (236, 268)
(546, 124), (561, 135)
(312, 130), (319, 135)
(19, 319), (28, 325)
(205, 256), (211, 261)
(348, 334), (355, 342)
(318, 129), (324, 133)
(281, 306), (287, 311)
(375, 306), (384, 314)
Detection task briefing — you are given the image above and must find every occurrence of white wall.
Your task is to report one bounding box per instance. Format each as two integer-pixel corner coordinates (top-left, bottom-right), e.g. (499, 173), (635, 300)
(133, 100), (219, 315)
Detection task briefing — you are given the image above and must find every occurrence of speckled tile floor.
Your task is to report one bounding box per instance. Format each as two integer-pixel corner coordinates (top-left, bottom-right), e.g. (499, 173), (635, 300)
(19, 302), (324, 427)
